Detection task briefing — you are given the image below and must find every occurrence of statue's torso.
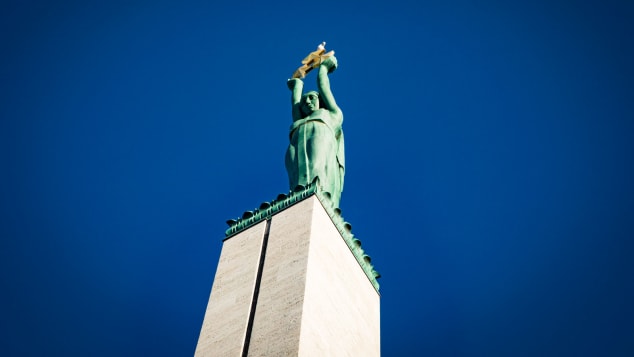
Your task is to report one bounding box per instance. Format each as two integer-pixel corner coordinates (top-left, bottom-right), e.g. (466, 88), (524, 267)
(291, 109), (341, 137)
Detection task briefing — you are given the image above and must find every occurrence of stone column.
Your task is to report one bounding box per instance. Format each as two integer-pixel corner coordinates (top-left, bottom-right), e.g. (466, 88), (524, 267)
(195, 195), (380, 356)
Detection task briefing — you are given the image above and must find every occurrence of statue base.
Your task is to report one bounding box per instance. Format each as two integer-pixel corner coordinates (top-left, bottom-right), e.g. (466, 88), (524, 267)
(194, 195), (380, 356)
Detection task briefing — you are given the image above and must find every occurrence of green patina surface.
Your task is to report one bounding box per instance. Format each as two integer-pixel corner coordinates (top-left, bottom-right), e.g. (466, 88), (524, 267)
(224, 180), (380, 292)
(286, 51), (344, 208)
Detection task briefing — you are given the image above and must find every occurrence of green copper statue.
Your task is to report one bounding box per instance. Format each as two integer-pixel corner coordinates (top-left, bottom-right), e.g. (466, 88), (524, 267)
(286, 43), (345, 207)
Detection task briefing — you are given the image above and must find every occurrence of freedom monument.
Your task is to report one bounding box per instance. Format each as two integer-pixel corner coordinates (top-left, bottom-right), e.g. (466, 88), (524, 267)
(195, 43), (381, 356)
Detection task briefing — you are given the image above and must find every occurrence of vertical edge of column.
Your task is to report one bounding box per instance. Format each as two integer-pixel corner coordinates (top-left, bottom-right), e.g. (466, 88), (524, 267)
(298, 196), (381, 356)
(195, 220), (268, 357)
(245, 197), (316, 356)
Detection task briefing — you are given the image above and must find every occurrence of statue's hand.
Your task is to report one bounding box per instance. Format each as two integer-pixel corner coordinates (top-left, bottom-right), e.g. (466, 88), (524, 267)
(321, 56), (338, 73)
(287, 78), (303, 90)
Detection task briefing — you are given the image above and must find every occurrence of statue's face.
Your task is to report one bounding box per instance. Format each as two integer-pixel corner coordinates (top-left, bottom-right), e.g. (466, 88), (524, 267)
(301, 92), (320, 114)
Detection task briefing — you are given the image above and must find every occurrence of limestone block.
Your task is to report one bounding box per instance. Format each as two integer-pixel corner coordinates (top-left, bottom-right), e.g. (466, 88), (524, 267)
(196, 196), (380, 356)
(195, 221), (267, 357)
(247, 198), (315, 356)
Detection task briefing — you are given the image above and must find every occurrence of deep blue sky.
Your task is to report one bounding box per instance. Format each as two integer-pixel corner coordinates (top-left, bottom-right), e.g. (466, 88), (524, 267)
(2, 1), (633, 356)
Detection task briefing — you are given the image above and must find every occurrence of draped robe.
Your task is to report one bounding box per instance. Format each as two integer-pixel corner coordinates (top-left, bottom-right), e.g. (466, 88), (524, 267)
(285, 108), (345, 207)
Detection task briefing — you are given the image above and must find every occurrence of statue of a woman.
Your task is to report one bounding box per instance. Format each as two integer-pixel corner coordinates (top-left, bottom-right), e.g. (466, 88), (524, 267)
(285, 55), (345, 207)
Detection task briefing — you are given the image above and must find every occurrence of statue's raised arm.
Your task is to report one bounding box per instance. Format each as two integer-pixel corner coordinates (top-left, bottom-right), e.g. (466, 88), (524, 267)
(285, 43), (345, 207)
(317, 56), (341, 116)
(287, 78), (304, 121)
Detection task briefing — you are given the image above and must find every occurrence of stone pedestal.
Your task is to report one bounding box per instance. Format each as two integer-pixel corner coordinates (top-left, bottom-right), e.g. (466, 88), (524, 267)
(195, 195), (380, 356)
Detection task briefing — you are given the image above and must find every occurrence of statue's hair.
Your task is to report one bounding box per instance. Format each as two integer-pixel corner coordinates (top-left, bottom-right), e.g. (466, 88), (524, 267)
(300, 91), (327, 117)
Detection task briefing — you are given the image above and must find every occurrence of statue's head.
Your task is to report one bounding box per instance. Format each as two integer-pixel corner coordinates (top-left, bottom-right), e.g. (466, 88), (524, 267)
(300, 91), (326, 117)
